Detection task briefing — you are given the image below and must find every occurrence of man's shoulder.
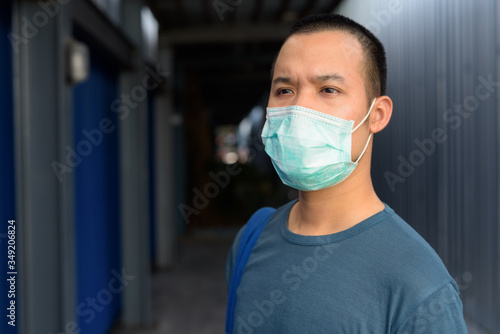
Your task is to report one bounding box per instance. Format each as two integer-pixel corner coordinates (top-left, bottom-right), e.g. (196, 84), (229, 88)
(368, 206), (455, 293)
(357, 207), (463, 332)
(373, 206), (445, 263)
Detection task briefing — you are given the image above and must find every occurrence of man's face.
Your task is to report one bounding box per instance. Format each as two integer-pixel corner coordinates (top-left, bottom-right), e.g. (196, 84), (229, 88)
(268, 30), (372, 161)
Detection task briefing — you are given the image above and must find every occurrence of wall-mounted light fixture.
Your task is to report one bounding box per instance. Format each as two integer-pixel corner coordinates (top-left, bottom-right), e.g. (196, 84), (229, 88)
(66, 38), (90, 85)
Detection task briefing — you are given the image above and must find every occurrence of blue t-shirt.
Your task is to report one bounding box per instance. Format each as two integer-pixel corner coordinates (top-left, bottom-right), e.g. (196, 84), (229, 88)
(226, 200), (467, 333)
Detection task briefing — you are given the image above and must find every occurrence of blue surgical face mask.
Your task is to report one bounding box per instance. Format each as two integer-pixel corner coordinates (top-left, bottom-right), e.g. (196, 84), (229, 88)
(261, 99), (376, 191)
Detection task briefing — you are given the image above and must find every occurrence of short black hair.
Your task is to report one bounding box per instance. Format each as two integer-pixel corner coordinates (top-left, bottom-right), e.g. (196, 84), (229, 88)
(272, 14), (387, 101)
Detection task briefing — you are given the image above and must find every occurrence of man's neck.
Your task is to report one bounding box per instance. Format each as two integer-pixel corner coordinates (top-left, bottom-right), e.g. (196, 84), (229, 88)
(287, 168), (385, 236)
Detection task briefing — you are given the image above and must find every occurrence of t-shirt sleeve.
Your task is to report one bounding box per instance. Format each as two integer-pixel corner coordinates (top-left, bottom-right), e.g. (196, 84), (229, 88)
(225, 224), (246, 292)
(394, 282), (468, 334)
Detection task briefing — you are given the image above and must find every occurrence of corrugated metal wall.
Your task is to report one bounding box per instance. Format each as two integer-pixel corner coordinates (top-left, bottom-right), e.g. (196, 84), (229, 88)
(336, 0), (500, 331)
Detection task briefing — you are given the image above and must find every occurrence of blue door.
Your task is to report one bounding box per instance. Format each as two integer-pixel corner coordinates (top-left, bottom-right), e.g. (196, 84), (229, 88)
(73, 41), (121, 334)
(0, 1), (16, 334)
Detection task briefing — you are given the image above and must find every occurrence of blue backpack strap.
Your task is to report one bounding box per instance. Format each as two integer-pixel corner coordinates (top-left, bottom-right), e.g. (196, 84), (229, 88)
(225, 207), (276, 334)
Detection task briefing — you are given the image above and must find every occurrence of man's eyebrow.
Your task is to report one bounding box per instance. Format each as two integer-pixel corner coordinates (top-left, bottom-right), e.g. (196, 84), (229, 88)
(272, 76), (292, 85)
(272, 74), (346, 85)
(314, 73), (346, 83)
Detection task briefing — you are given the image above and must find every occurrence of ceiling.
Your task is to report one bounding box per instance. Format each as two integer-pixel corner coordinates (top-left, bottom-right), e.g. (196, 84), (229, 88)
(146, 0), (343, 125)
(147, 0), (343, 32)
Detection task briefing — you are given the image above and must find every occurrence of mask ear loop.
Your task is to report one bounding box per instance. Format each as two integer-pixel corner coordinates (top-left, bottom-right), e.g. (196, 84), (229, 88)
(351, 98), (377, 133)
(355, 133), (372, 164)
(352, 98), (377, 164)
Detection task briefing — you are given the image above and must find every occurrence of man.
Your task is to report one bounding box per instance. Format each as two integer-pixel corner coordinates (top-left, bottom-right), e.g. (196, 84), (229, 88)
(226, 14), (467, 333)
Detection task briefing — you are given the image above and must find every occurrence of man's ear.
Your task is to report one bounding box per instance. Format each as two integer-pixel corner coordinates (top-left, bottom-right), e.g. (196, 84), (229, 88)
(369, 96), (393, 133)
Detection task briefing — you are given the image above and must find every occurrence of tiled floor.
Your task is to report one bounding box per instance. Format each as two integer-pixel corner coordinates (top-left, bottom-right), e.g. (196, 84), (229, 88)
(111, 233), (234, 334)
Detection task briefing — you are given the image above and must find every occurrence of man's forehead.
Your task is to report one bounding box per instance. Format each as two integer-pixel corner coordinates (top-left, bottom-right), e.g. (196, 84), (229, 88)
(282, 30), (363, 55)
(273, 31), (365, 81)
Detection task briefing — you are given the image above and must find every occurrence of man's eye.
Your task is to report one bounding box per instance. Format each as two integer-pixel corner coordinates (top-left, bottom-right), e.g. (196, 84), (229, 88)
(277, 88), (293, 95)
(322, 87), (338, 94)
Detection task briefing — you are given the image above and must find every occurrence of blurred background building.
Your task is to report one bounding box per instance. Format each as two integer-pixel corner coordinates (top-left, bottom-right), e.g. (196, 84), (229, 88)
(0, 0), (498, 333)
